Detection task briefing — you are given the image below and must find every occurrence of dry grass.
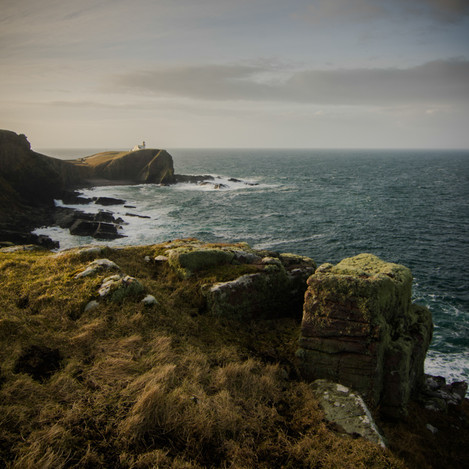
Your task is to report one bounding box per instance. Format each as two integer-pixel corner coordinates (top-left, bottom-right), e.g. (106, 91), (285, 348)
(0, 244), (410, 468)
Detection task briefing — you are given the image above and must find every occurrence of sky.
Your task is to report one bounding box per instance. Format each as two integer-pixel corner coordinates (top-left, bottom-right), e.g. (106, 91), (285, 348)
(1, 0), (469, 149)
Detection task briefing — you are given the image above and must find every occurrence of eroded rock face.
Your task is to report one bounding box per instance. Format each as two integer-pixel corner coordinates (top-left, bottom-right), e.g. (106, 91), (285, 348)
(297, 253), (433, 418)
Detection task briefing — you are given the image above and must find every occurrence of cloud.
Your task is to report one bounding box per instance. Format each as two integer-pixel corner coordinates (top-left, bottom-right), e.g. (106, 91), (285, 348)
(297, 0), (469, 25)
(114, 59), (469, 107)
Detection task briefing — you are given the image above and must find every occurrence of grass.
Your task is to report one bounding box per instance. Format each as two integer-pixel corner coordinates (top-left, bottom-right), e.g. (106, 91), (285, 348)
(0, 242), (464, 468)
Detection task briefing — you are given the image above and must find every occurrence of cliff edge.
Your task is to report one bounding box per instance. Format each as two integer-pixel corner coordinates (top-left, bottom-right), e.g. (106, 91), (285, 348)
(0, 130), (175, 237)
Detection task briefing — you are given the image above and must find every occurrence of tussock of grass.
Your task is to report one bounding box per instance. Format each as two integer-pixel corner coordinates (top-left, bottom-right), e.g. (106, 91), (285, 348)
(0, 243), (407, 468)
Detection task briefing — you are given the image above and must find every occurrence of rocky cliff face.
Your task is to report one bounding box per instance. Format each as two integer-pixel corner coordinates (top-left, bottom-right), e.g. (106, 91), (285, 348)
(297, 253), (433, 418)
(70, 148), (175, 185)
(0, 130), (175, 235)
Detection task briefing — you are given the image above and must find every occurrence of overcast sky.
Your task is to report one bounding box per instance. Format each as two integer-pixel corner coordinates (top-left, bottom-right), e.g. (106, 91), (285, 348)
(1, 0), (469, 149)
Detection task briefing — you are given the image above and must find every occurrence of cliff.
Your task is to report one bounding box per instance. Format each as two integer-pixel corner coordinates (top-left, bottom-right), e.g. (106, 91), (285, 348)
(68, 148), (175, 185)
(0, 130), (175, 237)
(0, 240), (467, 468)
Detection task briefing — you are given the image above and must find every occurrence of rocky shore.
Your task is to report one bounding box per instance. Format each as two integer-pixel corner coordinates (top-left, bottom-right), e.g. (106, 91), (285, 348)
(0, 130), (257, 248)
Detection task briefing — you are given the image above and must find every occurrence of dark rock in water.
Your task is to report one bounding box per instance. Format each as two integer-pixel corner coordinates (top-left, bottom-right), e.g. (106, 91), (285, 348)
(94, 222), (125, 240)
(93, 196), (126, 206)
(69, 219), (124, 240)
(0, 229), (58, 249)
(55, 208), (123, 228)
(124, 205), (136, 209)
(228, 177), (258, 186)
(174, 174), (214, 184)
(125, 212), (151, 219)
(198, 181), (228, 190)
(14, 345), (62, 382)
(297, 254), (433, 419)
(60, 191), (93, 205)
(95, 210), (120, 223)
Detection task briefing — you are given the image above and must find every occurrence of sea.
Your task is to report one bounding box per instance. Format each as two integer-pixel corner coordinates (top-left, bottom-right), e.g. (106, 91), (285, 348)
(36, 148), (469, 384)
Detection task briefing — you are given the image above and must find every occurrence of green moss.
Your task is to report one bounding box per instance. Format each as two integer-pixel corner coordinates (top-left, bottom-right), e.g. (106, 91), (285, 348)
(167, 248), (235, 278)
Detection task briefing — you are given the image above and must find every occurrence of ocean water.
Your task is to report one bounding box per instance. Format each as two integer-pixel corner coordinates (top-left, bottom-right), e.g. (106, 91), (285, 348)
(36, 148), (469, 383)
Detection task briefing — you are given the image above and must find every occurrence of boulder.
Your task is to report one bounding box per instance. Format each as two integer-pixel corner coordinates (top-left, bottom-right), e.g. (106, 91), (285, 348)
(297, 253), (433, 418)
(93, 196), (126, 206)
(98, 274), (145, 302)
(69, 219), (124, 240)
(141, 294), (158, 306)
(167, 248), (235, 278)
(311, 379), (386, 448)
(75, 258), (120, 278)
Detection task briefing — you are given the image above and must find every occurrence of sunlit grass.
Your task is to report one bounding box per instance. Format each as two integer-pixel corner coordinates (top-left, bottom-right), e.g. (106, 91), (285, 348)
(0, 243), (405, 468)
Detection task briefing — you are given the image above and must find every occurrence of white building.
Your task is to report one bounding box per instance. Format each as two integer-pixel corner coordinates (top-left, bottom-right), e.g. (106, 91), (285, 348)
(131, 141), (146, 151)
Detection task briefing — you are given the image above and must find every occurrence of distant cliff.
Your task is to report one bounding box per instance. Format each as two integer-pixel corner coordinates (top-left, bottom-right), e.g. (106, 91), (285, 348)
(0, 130), (175, 232)
(68, 148), (175, 186)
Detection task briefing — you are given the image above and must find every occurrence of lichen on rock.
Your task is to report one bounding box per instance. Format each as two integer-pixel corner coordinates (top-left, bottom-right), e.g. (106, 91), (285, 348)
(167, 247), (235, 278)
(297, 253), (433, 418)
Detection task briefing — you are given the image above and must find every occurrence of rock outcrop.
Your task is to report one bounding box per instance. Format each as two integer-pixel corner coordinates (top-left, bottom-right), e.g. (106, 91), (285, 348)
(161, 239), (316, 320)
(297, 253), (433, 418)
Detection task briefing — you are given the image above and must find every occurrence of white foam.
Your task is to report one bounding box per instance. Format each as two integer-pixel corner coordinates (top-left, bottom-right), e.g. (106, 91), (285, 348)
(425, 350), (469, 384)
(172, 175), (275, 192)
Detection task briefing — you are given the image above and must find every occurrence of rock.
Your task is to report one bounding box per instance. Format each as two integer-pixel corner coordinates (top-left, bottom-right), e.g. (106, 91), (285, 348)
(98, 274), (144, 302)
(231, 250), (262, 264)
(13, 345), (62, 382)
(311, 379), (386, 448)
(93, 222), (124, 240)
(54, 245), (106, 260)
(55, 208), (123, 230)
(0, 229), (59, 249)
(174, 174), (214, 184)
(203, 253), (315, 320)
(125, 212), (151, 219)
(419, 375), (468, 412)
(60, 191), (93, 205)
(141, 294), (158, 306)
(167, 248), (235, 278)
(426, 424), (438, 434)
(69, 219), (124, 240)
(84, 300), (99, 312)
(297, 253), (433, 418)
(93, 196), (126, 206)
(75, 258), (120, 278)
(154, 255), (169, 264)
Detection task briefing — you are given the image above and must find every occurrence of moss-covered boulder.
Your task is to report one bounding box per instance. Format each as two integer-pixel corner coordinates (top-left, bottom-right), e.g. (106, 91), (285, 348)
(168, 248), (235, 278)
(297, 253), (433, 418)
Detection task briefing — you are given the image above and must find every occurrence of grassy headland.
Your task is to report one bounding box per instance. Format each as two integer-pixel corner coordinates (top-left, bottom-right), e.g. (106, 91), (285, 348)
(1, 241), (467, 468)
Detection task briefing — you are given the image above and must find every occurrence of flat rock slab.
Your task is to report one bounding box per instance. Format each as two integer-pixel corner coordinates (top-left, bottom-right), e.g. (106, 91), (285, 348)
(311, 379), (386, 448)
